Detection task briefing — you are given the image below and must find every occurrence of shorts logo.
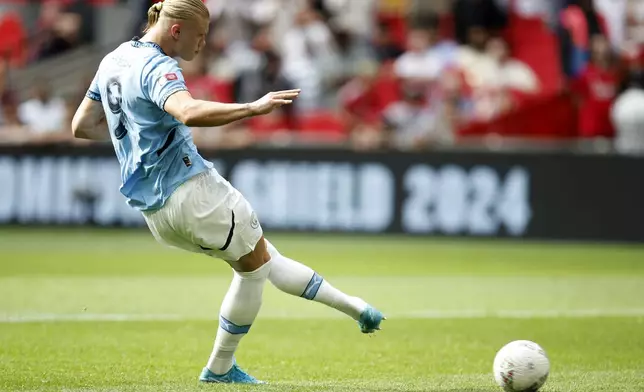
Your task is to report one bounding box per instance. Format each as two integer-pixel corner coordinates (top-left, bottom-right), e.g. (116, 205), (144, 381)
(165, 73), (178, 81)
(250, 211), (260, 229)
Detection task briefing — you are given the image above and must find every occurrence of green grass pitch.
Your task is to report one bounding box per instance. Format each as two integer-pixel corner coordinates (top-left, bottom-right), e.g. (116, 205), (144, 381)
(1, 228), (643, 391)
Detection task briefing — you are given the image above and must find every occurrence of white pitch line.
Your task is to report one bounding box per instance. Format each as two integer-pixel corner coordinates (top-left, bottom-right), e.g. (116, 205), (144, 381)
(1, 308), (644, 323)
(404, 308), (644, 319)
(0, 313), (186, 323)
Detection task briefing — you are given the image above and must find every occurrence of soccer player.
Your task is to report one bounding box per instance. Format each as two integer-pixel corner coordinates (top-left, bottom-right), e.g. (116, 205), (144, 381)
(70, 0), (384, 384)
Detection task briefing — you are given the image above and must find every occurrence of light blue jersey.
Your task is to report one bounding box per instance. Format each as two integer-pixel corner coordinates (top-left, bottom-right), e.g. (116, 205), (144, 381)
(86, 38), (211, 211)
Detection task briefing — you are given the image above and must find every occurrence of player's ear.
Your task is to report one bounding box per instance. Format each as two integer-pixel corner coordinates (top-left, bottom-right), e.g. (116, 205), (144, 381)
(170, 24), (181, 40)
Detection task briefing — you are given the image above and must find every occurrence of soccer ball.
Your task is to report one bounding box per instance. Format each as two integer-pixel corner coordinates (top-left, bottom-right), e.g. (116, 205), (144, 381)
(493, 340), (550, 392)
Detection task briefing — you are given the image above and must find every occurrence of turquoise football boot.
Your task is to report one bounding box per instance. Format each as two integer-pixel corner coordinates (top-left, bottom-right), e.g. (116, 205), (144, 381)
(199, 363), (265, 384)
(358, 306), (385, 334)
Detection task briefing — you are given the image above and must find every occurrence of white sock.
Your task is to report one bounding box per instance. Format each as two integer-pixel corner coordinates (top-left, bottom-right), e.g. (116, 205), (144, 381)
(265, 239), (367, 320)
(206, 260), (271, 375)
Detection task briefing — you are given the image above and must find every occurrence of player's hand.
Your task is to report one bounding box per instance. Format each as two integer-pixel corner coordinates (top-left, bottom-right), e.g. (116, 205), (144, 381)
(249, 89), (301, 116)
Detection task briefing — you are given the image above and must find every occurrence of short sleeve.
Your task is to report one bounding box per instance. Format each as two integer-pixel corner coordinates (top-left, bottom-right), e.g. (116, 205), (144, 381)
(86, 72), (101, 102)
(143, 56), (188, 111)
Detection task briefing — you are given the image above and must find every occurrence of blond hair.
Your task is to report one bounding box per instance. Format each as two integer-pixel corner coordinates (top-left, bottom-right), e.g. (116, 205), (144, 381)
(144, 0), (210, 33)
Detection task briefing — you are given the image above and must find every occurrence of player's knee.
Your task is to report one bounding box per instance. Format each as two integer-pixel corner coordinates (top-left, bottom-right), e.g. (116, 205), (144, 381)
(235, 236), (270, 272)
(264, 239), (279, 260)
(235, 252), (264, 272)
(257, 237), (271, 264)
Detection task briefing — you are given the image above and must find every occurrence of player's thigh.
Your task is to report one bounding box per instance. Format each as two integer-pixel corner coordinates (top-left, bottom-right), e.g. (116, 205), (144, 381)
(189, 172), (265, 265)
(143, 169), (267, 267)
(146, 219), (203, 254)
(142, 191), (203, 254)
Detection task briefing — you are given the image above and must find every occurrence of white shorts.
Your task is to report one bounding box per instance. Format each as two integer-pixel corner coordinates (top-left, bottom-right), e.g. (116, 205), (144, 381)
(142, 168), (263, 262)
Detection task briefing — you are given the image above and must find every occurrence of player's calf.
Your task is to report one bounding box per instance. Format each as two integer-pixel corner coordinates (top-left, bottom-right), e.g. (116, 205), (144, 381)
(264, 239), (385, 330)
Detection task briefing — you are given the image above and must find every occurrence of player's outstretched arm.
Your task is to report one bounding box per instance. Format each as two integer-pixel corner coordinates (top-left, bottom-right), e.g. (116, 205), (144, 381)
(164, 89), (301, 128)
(71, 97), (110, 141)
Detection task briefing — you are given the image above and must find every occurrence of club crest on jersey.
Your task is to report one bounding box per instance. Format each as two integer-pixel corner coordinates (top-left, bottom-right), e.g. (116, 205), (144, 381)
(165, 73), (178, 81)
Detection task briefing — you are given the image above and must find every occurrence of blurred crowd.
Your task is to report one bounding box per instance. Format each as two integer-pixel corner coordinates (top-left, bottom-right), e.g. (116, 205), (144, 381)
(1, 0), (644, 154)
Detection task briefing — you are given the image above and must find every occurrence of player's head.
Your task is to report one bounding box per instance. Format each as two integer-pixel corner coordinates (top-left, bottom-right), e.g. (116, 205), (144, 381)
(144, 0), (210, 61)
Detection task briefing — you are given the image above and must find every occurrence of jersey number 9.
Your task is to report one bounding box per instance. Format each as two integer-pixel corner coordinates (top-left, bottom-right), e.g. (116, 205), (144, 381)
(106, 77), (128, 140)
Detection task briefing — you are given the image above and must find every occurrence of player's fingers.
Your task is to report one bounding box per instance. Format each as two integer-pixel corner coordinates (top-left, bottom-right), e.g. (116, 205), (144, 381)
(274, 92), (300, 100)
(273, 89), (301, 94)
(273, 99), (293, 105)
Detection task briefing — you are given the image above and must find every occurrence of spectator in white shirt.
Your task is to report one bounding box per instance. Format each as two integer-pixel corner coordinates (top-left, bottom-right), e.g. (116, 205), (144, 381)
(622, 0), (644, 56)
(394, 14), (458, 83)
(280, 5), (340, 109)
(382, 84), (437, 151)
(320, 0), (378, 40)
(486, 37), (540, 93)
(494, 0), (560, 25)
(456, 25), (497, 90)
(18, 81), (67, 137)
(594, 0), (627, 50)
(612, 56), (644, 155)
(612, 87), (644, 155)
